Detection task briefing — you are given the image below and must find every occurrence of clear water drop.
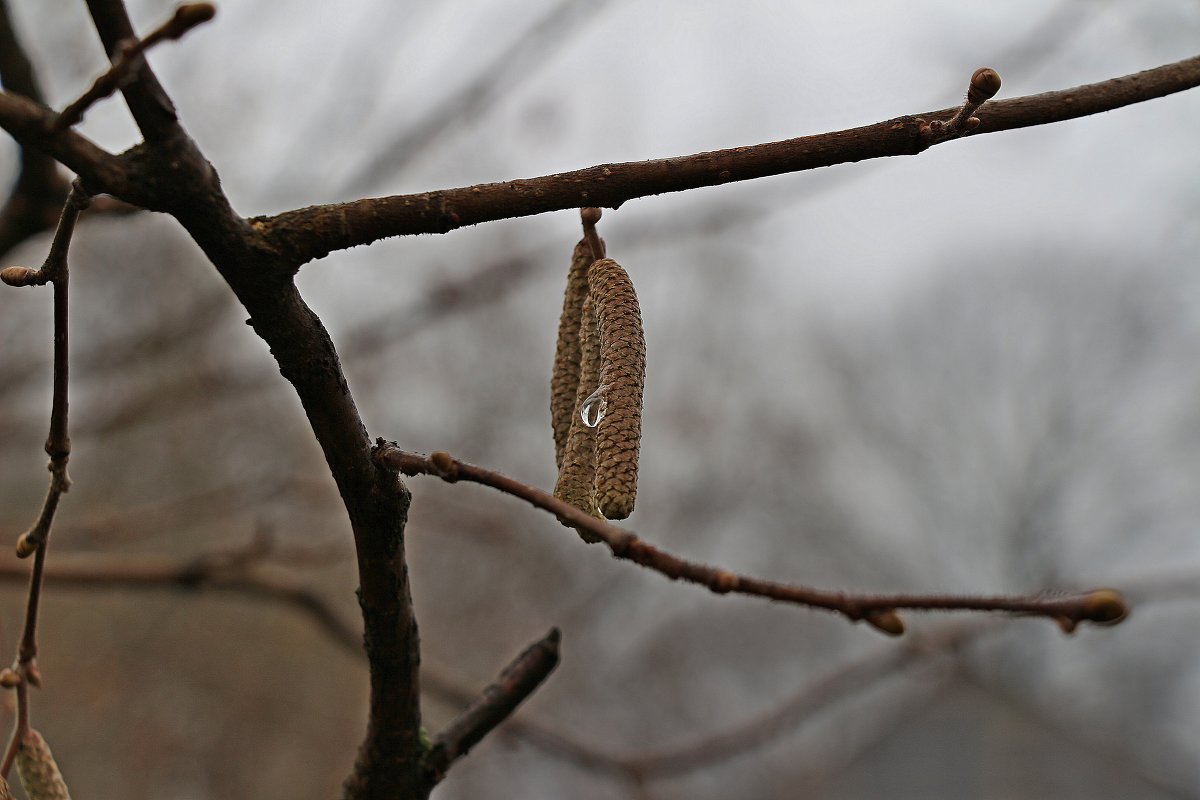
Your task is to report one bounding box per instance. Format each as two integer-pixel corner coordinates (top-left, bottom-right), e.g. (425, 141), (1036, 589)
(580, 385), (608, 428)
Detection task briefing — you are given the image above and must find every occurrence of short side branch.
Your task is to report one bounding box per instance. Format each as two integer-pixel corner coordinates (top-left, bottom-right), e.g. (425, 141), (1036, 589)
(375, 445), (1129, 635)
(422, 629), (561, 786)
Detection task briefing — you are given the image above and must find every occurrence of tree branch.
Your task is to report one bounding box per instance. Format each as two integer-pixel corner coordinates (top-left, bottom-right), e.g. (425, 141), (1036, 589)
(375, 445), (1130, 634)
(422, 629), (561, 787)
(0, 184), (88, 780)
(54, 3), (215, 133)
(0, 548), (365, 657)
(258, 54), (1200, 265)
(3, 4), (430, 796)
(81, 0), (184, 143)
(0, 91), (130, 198)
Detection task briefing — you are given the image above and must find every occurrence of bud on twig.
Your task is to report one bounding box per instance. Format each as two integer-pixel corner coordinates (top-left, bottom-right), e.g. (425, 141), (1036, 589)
(1, 266), (44, 287)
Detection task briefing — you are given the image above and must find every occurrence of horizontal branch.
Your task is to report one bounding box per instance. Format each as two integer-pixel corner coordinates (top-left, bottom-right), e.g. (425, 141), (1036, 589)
(375, 445), (1129, 634)
(259, 55), (1200, 265)
(0, 550), (365, 656)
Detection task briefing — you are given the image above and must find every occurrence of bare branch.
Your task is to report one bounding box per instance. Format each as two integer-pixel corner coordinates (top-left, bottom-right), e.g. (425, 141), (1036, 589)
(54, 3), (215, 132)
(375, 445), (1130, 634)
(258, 55), (1200, 265)
(0, 91), (129, 197)
(81, 0), (183, 142)
(0, 184), (88, 780)
(422, 629), (561, 786)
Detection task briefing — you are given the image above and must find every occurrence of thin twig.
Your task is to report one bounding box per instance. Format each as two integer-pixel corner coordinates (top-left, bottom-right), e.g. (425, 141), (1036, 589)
(580, 207), (605, 261)
(375, 445), (1130, 634)
(0, 184), (87, 780)
(423, 628), (561, 786)
(53, 3), (215, 132)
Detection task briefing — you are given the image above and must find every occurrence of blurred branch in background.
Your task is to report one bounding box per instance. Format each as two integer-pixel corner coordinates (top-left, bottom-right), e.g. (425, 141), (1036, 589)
(339, 0), (617, 195)
(0, 0), (69, 255)
(4, 537), (1192, 796)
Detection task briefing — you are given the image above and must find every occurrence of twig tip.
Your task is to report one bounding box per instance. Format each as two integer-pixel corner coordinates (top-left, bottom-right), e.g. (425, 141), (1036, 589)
(168, 3), (218, 38)
(1080, 588), (1128, 626)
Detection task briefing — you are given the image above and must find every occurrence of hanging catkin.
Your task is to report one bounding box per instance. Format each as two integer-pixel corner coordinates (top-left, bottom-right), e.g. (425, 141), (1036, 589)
(588, 258), (645, 520)
(16, 729), (71, 800)
(553, 296), (603, 540)
(550, 239), (595, 469)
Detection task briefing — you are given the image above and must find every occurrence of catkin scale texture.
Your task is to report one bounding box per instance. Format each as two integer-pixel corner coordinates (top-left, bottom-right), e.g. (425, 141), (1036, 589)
(550, 239), (594, 469)
(553, 297), (602, 540)
(16, 729), (71, 800)
(588, 258), (645, 520)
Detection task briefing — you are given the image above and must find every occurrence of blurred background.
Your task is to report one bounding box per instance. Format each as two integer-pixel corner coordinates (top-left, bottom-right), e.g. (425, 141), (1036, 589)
(2, 1), (1199, 797)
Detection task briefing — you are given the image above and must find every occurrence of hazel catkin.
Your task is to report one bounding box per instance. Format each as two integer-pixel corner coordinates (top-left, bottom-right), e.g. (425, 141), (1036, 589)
(550, 239), (595, 469)
(16, 729), (71, 800)
(553, 297), (602, 540)
(587, 258), (645, 520)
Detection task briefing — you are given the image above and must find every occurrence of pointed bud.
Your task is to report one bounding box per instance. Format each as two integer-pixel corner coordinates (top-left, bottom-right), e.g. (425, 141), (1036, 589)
(864, 609), (905, 637)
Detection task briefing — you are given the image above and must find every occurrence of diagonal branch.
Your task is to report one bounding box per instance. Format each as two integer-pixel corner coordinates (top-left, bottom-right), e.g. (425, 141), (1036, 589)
(422, 629), (561, 787)
(54, 3), (215, 133)
(375, 445), (1130, 635)
(0, 90), (131, 195)
(258, 54), (1200, 265)
(82, 0), (184, 143)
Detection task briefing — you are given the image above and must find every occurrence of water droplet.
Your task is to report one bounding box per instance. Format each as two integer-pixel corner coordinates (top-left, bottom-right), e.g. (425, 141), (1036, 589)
(580, 385), (608, 428)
